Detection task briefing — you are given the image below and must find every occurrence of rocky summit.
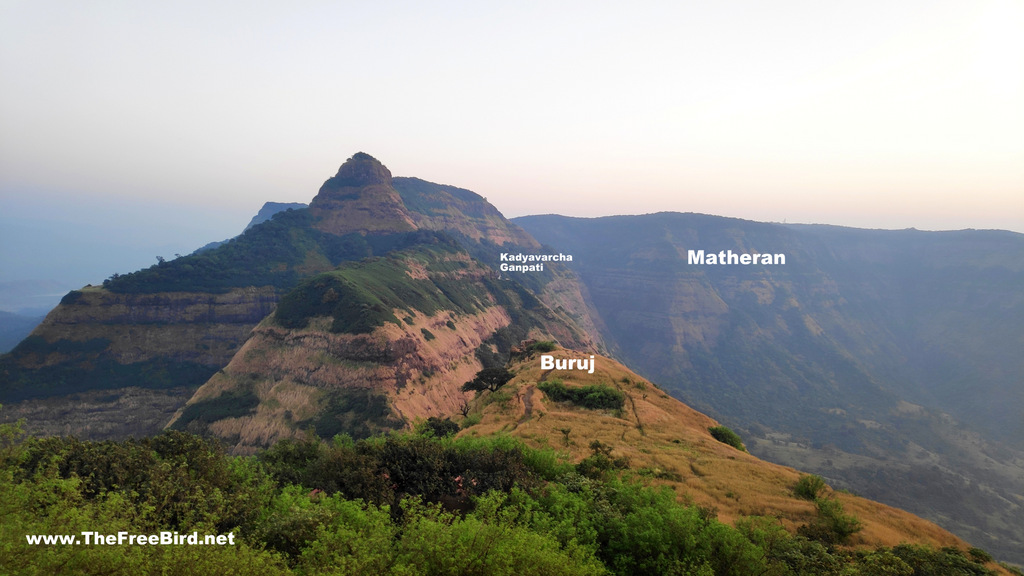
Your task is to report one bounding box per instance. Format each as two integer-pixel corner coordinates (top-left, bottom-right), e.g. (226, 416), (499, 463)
(309, 152), (418, 236)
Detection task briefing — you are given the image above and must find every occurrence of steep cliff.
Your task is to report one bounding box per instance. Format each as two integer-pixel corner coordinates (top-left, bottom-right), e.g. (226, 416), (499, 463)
(170, 242), (596, 454)
(1, 285), (277, 401)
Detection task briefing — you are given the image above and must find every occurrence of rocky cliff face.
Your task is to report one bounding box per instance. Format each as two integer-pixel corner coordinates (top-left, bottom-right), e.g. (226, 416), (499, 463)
(0, 285), (279, 440)
(1, 285), (277, 400)
(44, 286), (276, 330)
(170, 244), (596, 454)
(172, 306), (511, 454)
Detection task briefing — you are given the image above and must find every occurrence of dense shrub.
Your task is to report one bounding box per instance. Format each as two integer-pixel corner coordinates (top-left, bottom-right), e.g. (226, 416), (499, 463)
(576, 440), (630, 479)
(969, 547), (994, 563)
(794, 474), (828, 500)
(14, 431), (274, 534)
(538, 379), (625, 411)
(260, 432), (542, 514)
(798, 497), (863, 545)
(171, 388), (261, 431)
(274, 242), (494, 334)
(708, 425), (746, 451)
(891, 544), (995, 576)
(0, 351), (218, 403)
(418, 417), (460, 438)
(301, 388), (403, 440)
(0, 422), (998, 576)
(527, 340), (558, 353)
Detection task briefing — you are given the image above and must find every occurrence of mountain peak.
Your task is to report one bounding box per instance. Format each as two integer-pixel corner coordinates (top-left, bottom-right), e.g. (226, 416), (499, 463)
(308, 153), (417, 235)
(327, 152), (393, 188)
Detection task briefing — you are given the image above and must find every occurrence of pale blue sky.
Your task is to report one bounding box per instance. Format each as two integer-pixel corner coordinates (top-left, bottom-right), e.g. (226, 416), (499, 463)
(2, 0), (1022, 287)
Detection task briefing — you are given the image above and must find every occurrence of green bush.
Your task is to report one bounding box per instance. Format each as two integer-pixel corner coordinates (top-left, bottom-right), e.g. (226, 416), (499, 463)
(708, 425), (746, 451)
(395, 493), (607, 576)
(798, 497), (863, 545)
(418, 417), (460, 438)
(538, 379), (625, 411)
(1001, 562), (1024, 576)
(576, 440), (630, 478)
(273, 243), (495, 335)
(304, 389), (403, 441)
(14, 431), (274, 535)
(891, 544), (995, 576)
(3, 427), (994, 576)
(968, 547), (993, 563)
(101, 212), (442, 294)
(0, 355), (219, 403)
(527, 340), (558, 353)
(794, 474), (828, 500)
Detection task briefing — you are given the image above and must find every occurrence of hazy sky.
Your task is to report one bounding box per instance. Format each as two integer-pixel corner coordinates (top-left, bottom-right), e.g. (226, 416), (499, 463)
(2, 0), (1023, 286)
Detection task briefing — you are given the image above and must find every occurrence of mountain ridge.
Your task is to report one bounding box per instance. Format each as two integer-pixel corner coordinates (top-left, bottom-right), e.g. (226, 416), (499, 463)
(1, 155), (1020, 566)
(0, 153), (599, 436)
(514, 211), (1024, 563)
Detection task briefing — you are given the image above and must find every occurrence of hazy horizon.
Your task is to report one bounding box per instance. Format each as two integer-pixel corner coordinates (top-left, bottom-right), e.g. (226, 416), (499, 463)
(3, 176), (1021, 292)
(2, 0), (1023, 290)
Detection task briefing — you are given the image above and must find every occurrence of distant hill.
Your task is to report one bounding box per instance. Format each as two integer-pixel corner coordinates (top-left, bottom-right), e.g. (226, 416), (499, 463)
(515, 212), (1024, 563)
(243, 202), (309, 231)
(0, 279), (68, 354)
(193, 201), (308, 253)
(0, 311), (45, 354)
(0, 279), (73, 316)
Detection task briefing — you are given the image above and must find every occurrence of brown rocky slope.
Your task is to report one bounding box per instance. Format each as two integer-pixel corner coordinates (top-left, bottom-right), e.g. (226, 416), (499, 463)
(462, 345), (1009, 572)
(168, 243), (597, 454)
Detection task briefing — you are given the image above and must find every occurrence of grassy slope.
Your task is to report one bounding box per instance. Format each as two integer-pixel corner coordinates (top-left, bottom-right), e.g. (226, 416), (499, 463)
(462, 346), (974, 554)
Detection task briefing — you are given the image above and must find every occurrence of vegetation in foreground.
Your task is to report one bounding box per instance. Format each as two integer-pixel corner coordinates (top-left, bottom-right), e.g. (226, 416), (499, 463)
(0, 413), (1010, 575)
